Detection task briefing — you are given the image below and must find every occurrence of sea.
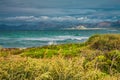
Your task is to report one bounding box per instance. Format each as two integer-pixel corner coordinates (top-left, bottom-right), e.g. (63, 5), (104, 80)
(0, 29), (120, 48)
(0, 8), (120, 48)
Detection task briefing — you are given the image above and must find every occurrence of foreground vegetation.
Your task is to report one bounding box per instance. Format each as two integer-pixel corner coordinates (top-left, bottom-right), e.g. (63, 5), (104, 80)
(0, 34), (120, 80)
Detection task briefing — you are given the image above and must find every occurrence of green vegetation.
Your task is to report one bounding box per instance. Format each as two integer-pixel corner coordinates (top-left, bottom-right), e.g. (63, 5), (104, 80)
(87, 34), (120, 50)
(0, 34), (120, 80)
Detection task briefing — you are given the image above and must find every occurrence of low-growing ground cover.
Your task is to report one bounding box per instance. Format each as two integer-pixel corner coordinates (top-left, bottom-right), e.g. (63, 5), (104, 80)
(0, 34), (120, 80)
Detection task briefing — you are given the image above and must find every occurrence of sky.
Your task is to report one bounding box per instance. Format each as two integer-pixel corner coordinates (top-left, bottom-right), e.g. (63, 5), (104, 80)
(0, 0), (120, 24)
(0, 0), (120, 16)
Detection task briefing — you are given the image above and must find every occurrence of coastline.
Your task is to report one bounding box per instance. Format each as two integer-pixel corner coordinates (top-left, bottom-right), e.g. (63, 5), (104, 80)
(0, 34), (120, 80)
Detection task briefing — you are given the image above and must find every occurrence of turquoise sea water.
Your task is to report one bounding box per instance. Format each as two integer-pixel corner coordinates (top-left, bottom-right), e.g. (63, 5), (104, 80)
(0, 29), (120, 48)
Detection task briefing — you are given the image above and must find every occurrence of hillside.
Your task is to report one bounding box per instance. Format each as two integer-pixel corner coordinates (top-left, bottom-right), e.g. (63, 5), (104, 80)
(0, 20), (120, 30)
(0, 34), (120, 80)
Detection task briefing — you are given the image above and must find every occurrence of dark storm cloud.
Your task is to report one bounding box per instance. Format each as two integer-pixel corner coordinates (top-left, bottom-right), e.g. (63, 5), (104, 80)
(0, 0), (120, 8)
(0, 0), (120, 16)
(1, 0), (120, 8)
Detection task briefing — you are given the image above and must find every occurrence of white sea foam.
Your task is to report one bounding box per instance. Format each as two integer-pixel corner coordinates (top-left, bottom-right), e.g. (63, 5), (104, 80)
(0, 35), (89, 44)
(48, 41), (57, 45)
(17, 36), (89, 42)
(18, 37), (65, 41)
(56, 36), (88, 40)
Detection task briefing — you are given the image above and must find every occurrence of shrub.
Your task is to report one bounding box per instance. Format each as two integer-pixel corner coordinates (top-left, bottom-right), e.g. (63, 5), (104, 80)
(0, 57), (85, 80)
(86, 34), (120, 51)
(84, 50), (120, 74)
(1, 34), (120, 80)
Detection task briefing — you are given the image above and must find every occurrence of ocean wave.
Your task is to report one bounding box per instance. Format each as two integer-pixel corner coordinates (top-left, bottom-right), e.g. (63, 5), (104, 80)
(56, 36), (88, 40)
(0, 36), (89, 48)
(17, 36), (89, 42)
(0, 36), (88, 42)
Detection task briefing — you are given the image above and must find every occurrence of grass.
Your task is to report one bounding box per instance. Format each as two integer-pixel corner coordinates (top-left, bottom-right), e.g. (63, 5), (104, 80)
(0, 34), (120, 80)
(0, 57), (106, 80)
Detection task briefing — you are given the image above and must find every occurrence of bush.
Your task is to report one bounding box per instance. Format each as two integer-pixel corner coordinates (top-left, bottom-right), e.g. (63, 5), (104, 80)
(1, 34), (120, 80)
(0, 57), (85, 80)
(86, 34), (120, 51)
(84, 50), (120, 74)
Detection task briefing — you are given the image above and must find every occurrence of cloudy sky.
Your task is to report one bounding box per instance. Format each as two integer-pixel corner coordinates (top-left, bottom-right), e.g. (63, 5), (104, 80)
(0, 0), (120, 17)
